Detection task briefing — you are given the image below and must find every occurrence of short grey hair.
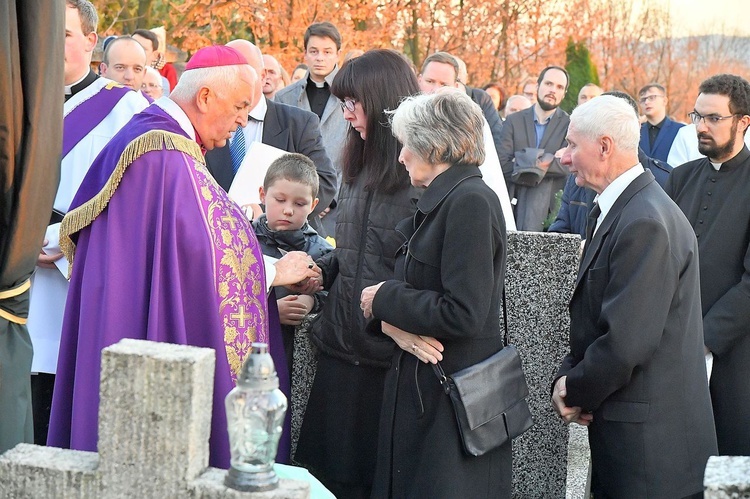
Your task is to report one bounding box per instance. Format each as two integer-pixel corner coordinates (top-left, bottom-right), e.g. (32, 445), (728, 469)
(390, 90), (485, 167)
(171, 65), (256, 102)
(569, 95), (640, 154)
(66, 0), (98, 35)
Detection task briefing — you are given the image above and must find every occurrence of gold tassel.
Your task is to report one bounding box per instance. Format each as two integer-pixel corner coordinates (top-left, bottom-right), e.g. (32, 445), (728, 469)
(60, 130), (204, 277)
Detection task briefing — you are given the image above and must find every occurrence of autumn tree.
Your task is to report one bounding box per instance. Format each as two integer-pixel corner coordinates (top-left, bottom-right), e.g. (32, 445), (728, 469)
(88, 0), (750, 122)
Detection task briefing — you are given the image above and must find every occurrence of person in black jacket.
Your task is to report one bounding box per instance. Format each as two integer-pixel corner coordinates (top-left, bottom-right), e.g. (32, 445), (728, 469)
(360, 91), (511, 498)
(294, 49), (421, 498)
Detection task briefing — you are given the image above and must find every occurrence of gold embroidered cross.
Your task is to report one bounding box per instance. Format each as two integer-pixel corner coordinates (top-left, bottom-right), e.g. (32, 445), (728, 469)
(230, 305), (251, 328)
(221, 215), (237, 230)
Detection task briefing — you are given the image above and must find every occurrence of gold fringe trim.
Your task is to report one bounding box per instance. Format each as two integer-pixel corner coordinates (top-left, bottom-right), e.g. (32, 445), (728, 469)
(60, 130), (204, 277)
(0, 279), (30, 300)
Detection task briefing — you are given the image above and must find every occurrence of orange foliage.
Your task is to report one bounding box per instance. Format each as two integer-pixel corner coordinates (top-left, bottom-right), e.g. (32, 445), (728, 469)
(93, 0), (750, 119)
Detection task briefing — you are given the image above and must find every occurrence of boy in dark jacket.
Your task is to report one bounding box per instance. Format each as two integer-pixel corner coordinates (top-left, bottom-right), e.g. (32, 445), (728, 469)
(253, 153), (333, 371)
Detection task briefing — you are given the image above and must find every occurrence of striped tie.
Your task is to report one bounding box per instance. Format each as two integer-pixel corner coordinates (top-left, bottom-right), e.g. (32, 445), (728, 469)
(229, 125), (246, 173)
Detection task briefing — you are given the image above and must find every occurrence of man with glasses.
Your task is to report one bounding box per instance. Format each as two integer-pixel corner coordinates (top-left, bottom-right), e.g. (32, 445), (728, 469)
(141, 66), (163, 100)
(665, 73), (750, 456)
(638, 83), (684, 162)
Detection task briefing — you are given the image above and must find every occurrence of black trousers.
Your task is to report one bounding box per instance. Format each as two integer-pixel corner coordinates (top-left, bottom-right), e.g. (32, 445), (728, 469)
(30, 372), (55, 445)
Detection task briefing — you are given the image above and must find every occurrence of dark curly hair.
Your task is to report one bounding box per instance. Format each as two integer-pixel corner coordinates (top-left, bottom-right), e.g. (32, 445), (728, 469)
(699, 74), (750, 116)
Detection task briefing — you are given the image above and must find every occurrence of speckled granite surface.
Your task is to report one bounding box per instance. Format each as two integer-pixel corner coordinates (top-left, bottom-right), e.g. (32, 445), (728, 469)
(506, 231), (581, 498)
(705, 456), (750, 498)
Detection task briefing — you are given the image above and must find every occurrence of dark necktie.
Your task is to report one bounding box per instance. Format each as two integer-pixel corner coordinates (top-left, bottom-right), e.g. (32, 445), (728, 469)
(585, 203), (601, 246)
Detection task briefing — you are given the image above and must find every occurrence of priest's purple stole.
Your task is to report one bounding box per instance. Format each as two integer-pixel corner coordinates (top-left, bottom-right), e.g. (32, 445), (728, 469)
(62, 82), (132, 158)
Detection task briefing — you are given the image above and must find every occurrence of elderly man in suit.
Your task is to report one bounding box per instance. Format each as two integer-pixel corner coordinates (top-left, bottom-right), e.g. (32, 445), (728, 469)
(204, 39), (336, 235)
(552, 96), (717, 499)
(274, 22), (348, 237)
(497, 66), (570, 231)
(638, 83), (684, 162)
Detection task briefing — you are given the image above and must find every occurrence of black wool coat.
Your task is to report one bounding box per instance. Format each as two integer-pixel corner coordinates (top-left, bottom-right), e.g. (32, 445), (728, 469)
(370, 165), (511, 499)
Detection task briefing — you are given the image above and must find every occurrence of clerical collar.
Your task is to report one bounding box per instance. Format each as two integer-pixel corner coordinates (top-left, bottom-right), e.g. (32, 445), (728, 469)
(65, 69), (98, 97)
(709, 145), (750, 172)
(249, 96), (268, 122)
(305, 66), (340, 88)
(308, 75), (327, 89)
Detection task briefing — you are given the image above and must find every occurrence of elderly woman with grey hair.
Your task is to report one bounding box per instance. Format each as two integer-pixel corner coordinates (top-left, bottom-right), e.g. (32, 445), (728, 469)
(360, 91), (511, 498)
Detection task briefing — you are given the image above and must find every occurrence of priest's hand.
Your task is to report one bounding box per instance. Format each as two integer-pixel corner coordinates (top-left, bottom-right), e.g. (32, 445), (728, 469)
(381, 322), (444, 364)
(38, 238), (64, 270)
(278, 295), (314, 326)
(272, 251), (320, 287)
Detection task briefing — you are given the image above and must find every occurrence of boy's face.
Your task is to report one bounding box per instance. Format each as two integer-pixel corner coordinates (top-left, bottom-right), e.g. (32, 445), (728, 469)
(260, 179), (319, 231)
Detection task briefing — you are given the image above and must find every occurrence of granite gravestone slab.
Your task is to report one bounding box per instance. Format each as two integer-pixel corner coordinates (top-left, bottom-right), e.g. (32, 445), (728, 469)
(0, 339), (309, 498)
(505, 231), (581, 498)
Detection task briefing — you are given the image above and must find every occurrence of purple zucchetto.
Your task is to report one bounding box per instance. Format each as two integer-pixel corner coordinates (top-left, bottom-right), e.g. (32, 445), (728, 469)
(185, 45), (248, 71)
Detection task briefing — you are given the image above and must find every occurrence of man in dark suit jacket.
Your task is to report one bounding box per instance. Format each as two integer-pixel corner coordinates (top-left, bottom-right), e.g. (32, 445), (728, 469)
(204, 40), (336, 235)
(497, 66), (570, 231)
(552, 96), (717, 499)
(638, 83), (684, 162)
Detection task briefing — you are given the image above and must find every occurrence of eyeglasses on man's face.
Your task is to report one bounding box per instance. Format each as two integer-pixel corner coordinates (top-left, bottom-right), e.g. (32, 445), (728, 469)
(688, 111), (739, 126)
(639, 94), (664, 104)
(339, 98), (358, 113)
(142, 82), (162, 89)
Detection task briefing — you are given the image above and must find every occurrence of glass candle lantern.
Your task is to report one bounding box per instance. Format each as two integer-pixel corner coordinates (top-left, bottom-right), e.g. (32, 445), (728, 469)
(224, 343), (288, 492)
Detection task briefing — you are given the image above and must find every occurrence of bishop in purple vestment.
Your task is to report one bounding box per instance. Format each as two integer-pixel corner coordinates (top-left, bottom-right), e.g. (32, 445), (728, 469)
(48, 46), (320, 469)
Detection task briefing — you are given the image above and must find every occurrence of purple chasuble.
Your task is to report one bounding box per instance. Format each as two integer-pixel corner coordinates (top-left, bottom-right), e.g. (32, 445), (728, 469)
(48, 104), (269, 469)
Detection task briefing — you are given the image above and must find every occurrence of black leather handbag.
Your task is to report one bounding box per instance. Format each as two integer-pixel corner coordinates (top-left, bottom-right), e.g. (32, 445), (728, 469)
(432, 291), (533, 457)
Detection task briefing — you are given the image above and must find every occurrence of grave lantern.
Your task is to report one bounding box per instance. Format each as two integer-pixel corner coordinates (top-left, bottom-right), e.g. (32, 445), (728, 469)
(224, 343), (288, 492)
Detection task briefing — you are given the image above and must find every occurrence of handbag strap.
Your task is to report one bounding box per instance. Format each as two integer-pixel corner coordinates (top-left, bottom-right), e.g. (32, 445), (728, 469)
(432, 286), (510, 393)
(502, 287), (509, 347)
(431, 362), (451, 394)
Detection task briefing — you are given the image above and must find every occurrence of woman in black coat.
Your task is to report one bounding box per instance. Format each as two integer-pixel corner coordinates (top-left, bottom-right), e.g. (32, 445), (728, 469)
(360, 91), (511, 498)
(293, 50), (421, 498)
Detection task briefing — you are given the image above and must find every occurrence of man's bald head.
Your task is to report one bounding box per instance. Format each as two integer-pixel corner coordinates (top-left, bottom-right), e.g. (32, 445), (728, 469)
(226, 40), (263, 75)
(226, 39), (264, 102)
